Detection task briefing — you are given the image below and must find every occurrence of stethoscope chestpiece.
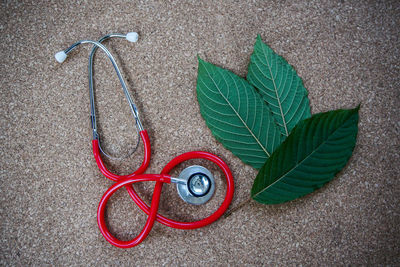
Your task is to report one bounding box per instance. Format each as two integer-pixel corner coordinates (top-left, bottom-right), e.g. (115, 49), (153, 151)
(176, 165), (215, 205)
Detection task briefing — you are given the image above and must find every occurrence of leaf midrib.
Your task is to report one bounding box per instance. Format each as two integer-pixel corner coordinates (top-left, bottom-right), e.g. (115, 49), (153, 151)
(260, 42), (289, 137)
(201, 61), (270, 157)
(252, 113), (354, 199)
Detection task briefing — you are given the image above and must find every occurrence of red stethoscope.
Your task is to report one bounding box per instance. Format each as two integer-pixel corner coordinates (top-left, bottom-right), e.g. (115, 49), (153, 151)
(55, 32), (234, 248)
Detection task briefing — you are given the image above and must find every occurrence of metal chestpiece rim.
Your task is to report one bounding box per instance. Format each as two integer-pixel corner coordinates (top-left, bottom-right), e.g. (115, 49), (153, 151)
(176, 165), (215, 205)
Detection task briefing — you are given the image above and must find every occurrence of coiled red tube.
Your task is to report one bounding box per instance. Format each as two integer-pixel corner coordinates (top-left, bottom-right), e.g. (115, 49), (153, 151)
(94, 130), (234, 248)
(97, 174), (170, 248)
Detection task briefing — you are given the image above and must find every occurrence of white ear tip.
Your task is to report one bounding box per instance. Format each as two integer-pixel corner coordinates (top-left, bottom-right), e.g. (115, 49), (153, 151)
(126, 32), (139, 42)
(55, 51), (67, 63)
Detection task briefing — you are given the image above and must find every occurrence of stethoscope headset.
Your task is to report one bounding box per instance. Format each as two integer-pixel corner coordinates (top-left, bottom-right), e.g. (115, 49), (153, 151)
(55, 32), (234, 248)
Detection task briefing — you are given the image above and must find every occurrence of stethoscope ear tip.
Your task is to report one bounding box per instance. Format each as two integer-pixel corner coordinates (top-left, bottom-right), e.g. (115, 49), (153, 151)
(55, 51), (67, 63)
(126, 32), (139, 43)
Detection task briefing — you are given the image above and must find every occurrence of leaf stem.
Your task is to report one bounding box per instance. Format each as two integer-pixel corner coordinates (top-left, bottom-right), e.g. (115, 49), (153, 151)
(224, 197), (252, 218)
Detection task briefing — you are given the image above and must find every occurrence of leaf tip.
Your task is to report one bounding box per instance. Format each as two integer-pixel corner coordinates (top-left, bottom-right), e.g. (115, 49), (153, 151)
(197, 55), (208, 67)
(255, 34), (263, 45)
(349, 104), (361, 116)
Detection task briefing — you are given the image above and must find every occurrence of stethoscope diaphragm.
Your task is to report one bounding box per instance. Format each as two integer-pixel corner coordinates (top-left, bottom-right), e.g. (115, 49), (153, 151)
(176, 165), (215, 205)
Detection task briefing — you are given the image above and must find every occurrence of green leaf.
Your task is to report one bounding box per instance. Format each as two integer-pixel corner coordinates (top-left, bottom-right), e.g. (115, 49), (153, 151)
(247, 35), (311, 137)
(251, 106), (359, 204)
(196, 57), (283, 169)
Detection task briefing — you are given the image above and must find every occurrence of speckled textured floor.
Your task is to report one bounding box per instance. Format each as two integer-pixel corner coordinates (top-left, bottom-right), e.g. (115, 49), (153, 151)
(1, 1), (399, 265)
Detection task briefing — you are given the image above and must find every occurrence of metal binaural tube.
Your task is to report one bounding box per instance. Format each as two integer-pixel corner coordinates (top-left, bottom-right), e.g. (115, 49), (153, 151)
(58, 35), (143, 159)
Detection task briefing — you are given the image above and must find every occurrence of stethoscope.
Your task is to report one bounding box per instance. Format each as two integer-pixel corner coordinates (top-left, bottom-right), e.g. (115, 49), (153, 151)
(55, 32), (234, 248)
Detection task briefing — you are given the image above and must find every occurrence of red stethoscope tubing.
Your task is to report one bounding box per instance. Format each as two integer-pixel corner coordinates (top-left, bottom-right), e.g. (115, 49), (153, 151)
(92, 130), (151, 182)
(94, 130), (234, 248)
(97, 174), (170, 248)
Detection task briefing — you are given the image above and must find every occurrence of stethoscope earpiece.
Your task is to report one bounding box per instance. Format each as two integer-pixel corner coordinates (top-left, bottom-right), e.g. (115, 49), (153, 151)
(55, 32), (139, 63)
(55, 51), (67, 63)
(176, 165), (215, 205)
(126, 32), (139, 43)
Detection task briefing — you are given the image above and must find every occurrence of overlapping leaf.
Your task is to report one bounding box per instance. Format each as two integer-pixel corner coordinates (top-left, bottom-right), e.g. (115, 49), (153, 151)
(196, 58), (282, 169)
(251, 107), (359, 204)
(247, 35), (311, 137)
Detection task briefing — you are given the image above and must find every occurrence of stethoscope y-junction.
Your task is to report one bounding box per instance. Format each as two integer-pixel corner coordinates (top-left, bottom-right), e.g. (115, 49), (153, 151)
(55, 32), (234, 248)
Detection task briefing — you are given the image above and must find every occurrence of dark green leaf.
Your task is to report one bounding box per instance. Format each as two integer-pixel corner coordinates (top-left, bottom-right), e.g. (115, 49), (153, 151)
(251, 107), (359, 204)
(247, 35), (311, 137)
(196, 57), (283, 169)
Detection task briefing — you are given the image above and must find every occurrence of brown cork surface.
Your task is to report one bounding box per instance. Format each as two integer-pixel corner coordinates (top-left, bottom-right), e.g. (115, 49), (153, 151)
(1, 1), (399, 265)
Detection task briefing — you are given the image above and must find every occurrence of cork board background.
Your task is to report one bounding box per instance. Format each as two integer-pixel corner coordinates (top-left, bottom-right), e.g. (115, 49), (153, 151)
(1, 1), (399, 265)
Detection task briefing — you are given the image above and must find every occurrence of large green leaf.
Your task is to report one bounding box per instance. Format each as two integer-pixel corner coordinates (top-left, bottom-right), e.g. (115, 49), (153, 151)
(247, 35), (311, 137)
(196, 57), (283, 169)
(251, 107), (359, 204)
